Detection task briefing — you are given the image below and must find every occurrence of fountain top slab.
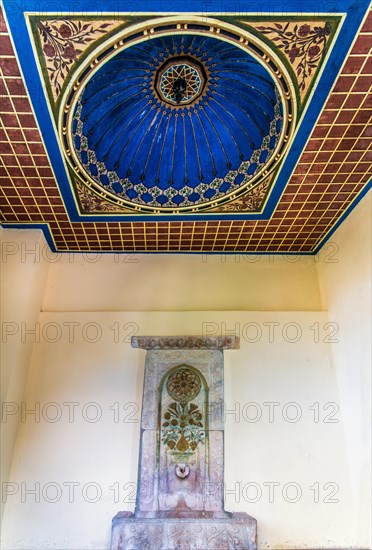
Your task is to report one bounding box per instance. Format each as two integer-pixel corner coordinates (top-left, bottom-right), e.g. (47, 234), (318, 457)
(131, 336), (240, 350)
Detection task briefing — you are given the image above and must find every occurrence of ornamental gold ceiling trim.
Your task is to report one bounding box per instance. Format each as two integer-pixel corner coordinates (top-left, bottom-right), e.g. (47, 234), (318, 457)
(74, 171), (275, 214)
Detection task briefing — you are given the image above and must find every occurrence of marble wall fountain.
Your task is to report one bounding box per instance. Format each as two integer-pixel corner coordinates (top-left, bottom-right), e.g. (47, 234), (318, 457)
(110, 336), (257, 550)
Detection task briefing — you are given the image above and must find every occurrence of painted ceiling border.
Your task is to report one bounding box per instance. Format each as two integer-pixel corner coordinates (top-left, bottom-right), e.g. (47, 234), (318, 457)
(3, 180), (371, 258)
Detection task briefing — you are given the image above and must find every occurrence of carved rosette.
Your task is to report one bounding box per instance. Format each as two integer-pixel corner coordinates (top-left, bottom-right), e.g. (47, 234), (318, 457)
(166, 367), (201, 402)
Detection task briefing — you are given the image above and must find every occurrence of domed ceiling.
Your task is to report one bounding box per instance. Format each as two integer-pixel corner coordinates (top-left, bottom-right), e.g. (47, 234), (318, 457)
(0, 1), (371, 253)
(63, 30), (293, 212)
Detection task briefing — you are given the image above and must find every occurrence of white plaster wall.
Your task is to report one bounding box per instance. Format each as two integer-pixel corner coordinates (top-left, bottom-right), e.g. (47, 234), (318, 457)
(316, 190), (372, 547)
(0, 229), (50, 505)
(42, 252), (321, 312)
(1, 311), (352, 549)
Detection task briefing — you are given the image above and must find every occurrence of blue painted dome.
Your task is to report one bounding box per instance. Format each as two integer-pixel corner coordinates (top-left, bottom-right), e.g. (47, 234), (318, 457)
(70, 34), (285, 210)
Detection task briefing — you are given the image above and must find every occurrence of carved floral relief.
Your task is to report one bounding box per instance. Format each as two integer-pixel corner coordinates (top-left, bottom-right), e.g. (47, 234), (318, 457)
(162, 402), (204, 452)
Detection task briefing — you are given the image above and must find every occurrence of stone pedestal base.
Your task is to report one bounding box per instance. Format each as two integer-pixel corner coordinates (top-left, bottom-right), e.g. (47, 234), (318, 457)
(111, 512), (257, 550)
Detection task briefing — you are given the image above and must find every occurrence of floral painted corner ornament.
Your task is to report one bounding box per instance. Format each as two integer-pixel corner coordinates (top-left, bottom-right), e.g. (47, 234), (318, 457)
(249, 21), (332, 99)
(37, 19), (123, 99)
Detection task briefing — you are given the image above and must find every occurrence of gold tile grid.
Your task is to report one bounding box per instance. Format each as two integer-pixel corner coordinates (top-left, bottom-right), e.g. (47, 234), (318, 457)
(0, 9), (371, 253)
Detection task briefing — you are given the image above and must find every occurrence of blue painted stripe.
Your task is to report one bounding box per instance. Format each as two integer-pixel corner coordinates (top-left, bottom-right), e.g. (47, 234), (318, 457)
(0, 223), (55, 251)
